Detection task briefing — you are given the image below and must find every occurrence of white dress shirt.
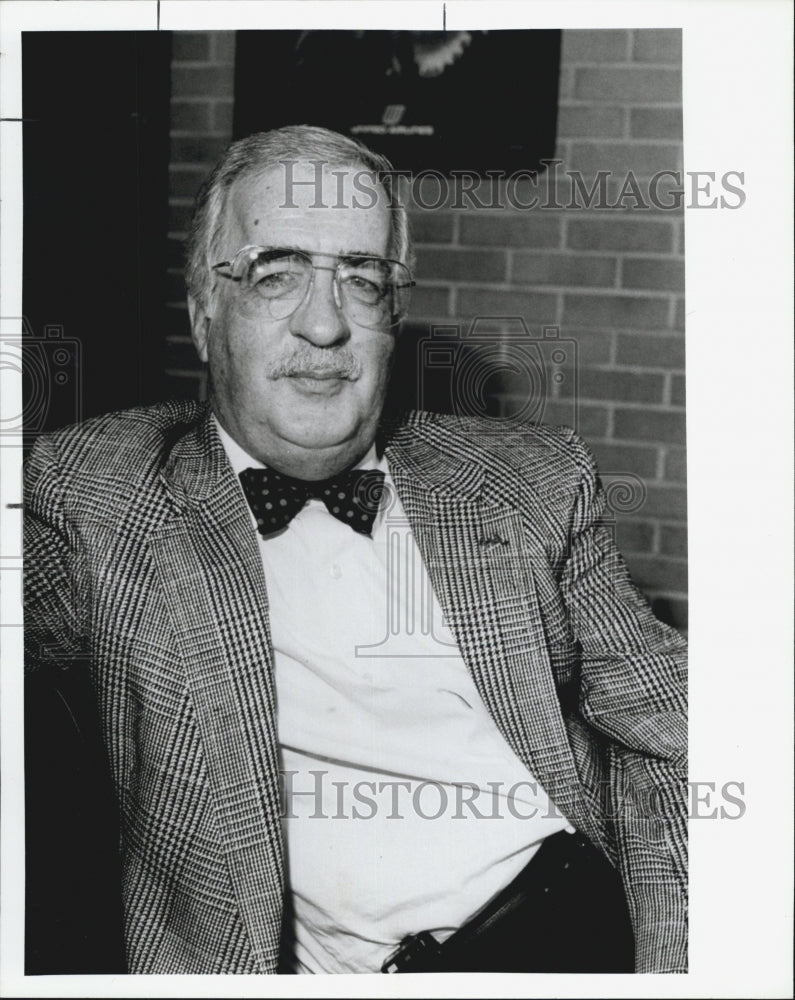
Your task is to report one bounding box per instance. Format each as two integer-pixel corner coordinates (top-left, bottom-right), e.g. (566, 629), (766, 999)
(217, 419), (573, 973)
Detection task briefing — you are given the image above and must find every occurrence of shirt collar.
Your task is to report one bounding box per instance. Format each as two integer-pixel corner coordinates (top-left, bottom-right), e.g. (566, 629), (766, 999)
(214, 414), (388, 482)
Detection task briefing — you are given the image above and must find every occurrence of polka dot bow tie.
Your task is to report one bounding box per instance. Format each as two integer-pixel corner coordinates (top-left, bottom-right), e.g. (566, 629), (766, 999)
(239, 466), (386, 538)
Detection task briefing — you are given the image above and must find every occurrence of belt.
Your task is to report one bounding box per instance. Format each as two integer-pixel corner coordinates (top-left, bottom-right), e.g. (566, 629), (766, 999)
(381, 830), (635, 974)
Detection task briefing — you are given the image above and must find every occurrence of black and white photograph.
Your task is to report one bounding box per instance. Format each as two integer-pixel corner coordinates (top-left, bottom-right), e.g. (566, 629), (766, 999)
(0, 1), (791, 996)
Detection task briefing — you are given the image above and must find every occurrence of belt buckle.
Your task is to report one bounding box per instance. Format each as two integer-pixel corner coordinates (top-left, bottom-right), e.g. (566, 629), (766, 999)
(381, 931), (443, 973)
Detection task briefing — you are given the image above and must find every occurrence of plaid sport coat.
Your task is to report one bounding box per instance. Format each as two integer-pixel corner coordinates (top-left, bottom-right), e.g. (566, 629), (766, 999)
(24, 399), (687, 974)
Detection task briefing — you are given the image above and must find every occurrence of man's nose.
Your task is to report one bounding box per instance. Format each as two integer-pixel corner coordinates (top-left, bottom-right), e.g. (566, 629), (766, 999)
(287, 266), (349, 346)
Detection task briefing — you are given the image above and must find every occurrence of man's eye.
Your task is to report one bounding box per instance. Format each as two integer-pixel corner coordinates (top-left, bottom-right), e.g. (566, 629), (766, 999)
(249, 266), (302, 295)
(342, 273), (386, 300)
(344, 261), (389, 287)
(348, 274), (382, 290)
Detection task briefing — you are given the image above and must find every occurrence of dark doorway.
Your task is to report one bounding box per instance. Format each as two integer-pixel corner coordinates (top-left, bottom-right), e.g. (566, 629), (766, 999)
(21, 30), (173, 974)
(22, 31), (172, 446)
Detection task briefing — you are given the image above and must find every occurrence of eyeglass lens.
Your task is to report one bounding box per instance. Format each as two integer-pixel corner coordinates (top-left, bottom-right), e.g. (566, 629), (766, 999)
(241, 249), (410, 328)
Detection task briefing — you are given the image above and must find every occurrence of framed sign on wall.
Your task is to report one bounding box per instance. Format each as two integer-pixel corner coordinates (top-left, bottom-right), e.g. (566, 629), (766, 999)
(234, 30), (561, 174)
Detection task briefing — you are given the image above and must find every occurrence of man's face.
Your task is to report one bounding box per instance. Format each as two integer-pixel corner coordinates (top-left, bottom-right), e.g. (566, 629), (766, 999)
(190, 161), (397, 478)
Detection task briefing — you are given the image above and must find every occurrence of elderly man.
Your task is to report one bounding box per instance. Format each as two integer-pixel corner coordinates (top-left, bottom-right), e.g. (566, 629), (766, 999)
(24, 125), (687, 975)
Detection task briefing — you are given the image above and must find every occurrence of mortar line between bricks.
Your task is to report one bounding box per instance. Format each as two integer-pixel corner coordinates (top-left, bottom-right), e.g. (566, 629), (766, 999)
(655, 446), (667, 482)
(620, 30), (633, 61)
(557, 252), (678, 263)
(564, 218), (678, 225)
(558, 99), (682, 108)
(412, 243), (461, 251)
(574, 59), (682, 74)
(608, 330), (618, 367)
(643, 590), (689, 601)
(662, 372), (672, 407)
(455, 212), (672, 225)
(171, 96), (224, 104)
(559, 213), (569, 251)
(548, 322), (680, 333)
(608, 442), (686, 453)
(589, 360), (678, 371)
(169, 131), (232, 139)
(565, 288), (673, 299)
(416, 282), (672, 299)
(604, 366), (685, 374)
(569, 137), (682, 146)
(617, 252), (686, 260)
(568, 60), (680, 70)
(609, 402), (686, 413)
(572, 398), (672, 410)
(604, 404), (615, 439)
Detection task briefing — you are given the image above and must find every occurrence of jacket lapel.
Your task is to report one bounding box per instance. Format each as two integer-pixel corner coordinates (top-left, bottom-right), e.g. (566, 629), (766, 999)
(148, 410), (283, 972)
(386, 419), (604, 848)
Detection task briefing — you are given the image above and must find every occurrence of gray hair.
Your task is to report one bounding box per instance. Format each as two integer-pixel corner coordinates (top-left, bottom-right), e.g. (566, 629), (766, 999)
(185, 124), (414, 313)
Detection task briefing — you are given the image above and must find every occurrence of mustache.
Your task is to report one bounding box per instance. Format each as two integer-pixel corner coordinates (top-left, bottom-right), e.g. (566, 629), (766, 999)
(266, 346), (362, 381)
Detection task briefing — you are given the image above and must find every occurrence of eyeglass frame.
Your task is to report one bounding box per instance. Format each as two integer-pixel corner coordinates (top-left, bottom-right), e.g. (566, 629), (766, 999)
(210, 245), (415, 329)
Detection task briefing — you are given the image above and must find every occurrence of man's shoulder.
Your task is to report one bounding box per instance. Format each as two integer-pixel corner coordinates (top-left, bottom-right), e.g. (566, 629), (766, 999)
(28, 399), (207, 482)
(393, 410), (593, 483)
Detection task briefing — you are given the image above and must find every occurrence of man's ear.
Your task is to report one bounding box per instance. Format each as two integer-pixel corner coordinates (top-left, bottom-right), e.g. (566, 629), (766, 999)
(187, 294), (211, 363)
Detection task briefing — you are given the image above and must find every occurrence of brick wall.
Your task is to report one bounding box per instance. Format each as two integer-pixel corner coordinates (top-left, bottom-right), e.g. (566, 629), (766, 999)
(561, 28), (686, 628)
(406, 28), (686, 630)
(165, 31), (236, 400)
(164, 28), (687, 631)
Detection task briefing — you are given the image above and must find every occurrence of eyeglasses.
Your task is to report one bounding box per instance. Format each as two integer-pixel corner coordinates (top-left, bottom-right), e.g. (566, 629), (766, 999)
(211, 246), (415, 330)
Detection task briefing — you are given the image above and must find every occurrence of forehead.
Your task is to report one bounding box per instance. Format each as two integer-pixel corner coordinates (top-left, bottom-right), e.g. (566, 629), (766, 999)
(224, 160), (392, 256)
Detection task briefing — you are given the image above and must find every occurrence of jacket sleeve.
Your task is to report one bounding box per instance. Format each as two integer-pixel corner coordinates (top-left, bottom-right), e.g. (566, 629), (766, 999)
(559, 432), (688, 974)
(24, 436), (127, 973)
(24, 435), (87, 670)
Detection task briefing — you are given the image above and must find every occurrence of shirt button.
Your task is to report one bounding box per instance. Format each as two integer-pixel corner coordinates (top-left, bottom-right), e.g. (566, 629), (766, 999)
(330, 563), (342, 579)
